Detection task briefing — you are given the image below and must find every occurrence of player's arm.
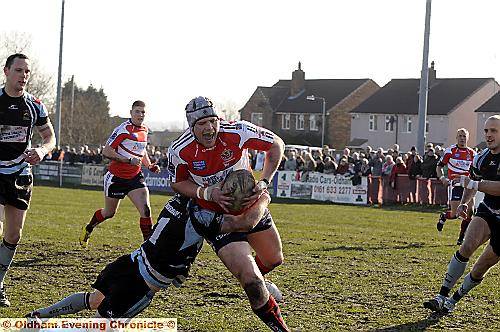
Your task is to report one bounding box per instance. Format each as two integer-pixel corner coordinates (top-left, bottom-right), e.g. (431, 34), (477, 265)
(477, 181), (500, 196)
(170, 180), (233, 212)
(102, 144), (141, 166)
(436, 164), (448, 186)
(25, 120), (56, 165)
(142, 150), (160, 173)
(220, 192), (271, 233)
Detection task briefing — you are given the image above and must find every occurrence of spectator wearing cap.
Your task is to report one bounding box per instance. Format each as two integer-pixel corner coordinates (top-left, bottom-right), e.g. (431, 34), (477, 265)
(421, 147), (439, 178)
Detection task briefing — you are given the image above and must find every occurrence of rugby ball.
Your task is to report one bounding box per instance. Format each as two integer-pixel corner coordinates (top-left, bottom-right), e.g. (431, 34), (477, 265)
(221, 169), (256, 213)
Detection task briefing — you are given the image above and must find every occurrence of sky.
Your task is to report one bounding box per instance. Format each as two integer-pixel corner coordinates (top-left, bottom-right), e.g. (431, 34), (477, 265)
(2, 0), (500, 130)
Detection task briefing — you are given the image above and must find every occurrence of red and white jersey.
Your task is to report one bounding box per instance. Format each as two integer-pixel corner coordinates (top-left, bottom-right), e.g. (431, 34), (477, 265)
(168, 120), (274, 213)
(438, 144), (476, 179)
(106, 119), (148, 179)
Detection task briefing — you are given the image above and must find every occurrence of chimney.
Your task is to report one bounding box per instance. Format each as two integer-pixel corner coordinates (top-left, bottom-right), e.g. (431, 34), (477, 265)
(429, 61), (436, 84)
(290, 61), (305, 96)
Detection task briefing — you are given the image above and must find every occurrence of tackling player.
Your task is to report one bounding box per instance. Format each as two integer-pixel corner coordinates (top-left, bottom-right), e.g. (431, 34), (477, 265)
(424, 115), (500, 313)
(436, 128), (476, 245)
(168, 96), (289, 331)
(26, 192), (271, 319)
(79, 100), (160, 247)
(0, 54), (56, 306)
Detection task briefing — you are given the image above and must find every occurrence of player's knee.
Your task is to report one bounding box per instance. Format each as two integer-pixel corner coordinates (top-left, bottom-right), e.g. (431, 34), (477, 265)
(88, 291), (105, 310)
(270, 254), (283, 269)
(459, 241), (477, 258)
(243, 278), (267, 306)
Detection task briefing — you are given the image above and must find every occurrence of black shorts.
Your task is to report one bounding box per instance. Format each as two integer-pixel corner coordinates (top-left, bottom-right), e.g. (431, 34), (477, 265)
(188, 201), (273, 253)
(449, 186), (464, 202)
(475, 202), (500, 256)
(92, 254), (154, 318)
(0, 171), (33, 210)
(104, 171), (146, 199)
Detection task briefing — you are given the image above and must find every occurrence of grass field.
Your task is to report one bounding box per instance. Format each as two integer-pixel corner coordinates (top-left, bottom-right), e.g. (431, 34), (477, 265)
(1, 186), (500, 331)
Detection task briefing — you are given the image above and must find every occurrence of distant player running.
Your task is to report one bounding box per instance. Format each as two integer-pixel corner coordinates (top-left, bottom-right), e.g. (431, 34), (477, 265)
(424, 115), (500, 313)
(80, 100), (160, 247)
(436, 128), (476, 245)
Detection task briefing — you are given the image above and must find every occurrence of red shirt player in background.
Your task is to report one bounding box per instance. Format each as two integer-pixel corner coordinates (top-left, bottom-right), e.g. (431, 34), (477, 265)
(436, 128), (476, 245)
(79, 100), (160, 248)
(168, 96), (289, 331)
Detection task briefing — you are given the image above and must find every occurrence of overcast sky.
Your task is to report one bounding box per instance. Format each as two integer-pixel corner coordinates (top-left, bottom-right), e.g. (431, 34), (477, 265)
(2, 0), (499, 130)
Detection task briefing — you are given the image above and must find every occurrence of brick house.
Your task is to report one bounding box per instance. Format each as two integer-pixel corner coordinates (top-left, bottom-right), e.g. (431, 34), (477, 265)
(475, 91), (500, 148)
(239, 63), (379, 148)
(350, 62), (499, 151)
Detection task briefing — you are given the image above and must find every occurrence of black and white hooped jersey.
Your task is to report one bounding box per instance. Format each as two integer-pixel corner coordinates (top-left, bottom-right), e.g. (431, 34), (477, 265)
(469, 148), (500, 211)
(0, 88), (48, 174)
(132, 194), (203, 289)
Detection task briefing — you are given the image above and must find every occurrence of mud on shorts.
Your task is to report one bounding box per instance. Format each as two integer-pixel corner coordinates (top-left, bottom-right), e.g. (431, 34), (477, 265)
(92, 254), (154, 318)
(103, 171), (146, 199)
(188, 201), (273, 253)
(0, 171), (33, 210)
(475, 202), (500, 256)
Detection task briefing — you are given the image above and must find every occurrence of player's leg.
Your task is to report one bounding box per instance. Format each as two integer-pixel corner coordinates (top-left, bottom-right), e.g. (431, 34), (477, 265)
(128, 186), (153, 240)
(217, 241), (289, 331)
(247, 223), (283, 276)
(80, 196), (120, 247)
(443, 244), (500, 313)
(26, 290), (98, 318)
(80, 172), (122, 247)
(457, 199), (474, 246)
(0, 205), (27, 306)
(437, 187), (459, 232)
(424, 214), (490, 312)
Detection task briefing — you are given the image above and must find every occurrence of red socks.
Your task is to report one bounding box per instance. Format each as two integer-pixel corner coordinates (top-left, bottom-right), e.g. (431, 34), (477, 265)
(445, 210), (457, 220)
(253, 295), (289, 332)
(255, 256), (273, 276)
(140, 217), (153, 240)
(88, 209), (108, 230)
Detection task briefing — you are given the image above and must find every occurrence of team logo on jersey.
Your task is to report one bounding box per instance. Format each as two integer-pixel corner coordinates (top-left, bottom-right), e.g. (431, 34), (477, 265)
(131, 132), (138, 139)
(454, 153), (460, 158)
(220, 149), (234, 164)
(22, 111), (30, 121)
(193, 160), (206, 170)
(8, 104), (17, 110)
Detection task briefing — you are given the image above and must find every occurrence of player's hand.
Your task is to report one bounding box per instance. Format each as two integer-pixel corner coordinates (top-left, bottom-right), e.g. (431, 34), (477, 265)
(148, 164), (161, 173)
(456, 203), (468, 219)
(209, 186), (233, 212)
(129, 157), (141, 166)
(440, 177), (450, 186)
(452, 175), (469, 188)
(242, 180), (268, 208)
(24, 147), (47, 165)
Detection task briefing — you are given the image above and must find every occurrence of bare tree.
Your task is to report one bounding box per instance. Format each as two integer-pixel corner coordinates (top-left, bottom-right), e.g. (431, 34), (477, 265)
(0, 31), (55, 111)
(214, 99), (240, 121)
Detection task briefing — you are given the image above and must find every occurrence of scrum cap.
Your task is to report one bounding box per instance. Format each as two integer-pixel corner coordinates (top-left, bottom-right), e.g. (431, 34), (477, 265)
(185, 96), (218, 127)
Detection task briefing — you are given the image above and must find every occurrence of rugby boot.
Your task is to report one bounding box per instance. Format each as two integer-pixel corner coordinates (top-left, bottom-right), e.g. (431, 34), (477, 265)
(423, 294), (445, 312)
(0, 287), (10, 307)
(79, 225), (93, 248)
(442, 298), (456, 314)
(265, 279), (284, 303)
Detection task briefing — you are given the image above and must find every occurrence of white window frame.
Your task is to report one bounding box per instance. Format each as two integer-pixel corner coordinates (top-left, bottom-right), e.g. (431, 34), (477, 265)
(309, 114), (319, 131)
(369, 114), (378, 131)
(403, 115), (412, 133)
(385, 115), (394, 132)
(282, 114), (290, 130)
(296, 114), (305, 130)
(251, 112), (263, 126)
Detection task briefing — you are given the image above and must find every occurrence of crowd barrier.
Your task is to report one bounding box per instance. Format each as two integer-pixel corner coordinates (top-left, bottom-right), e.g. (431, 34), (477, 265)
(33, 162), (448, 206)
(367, 174), (447, 205)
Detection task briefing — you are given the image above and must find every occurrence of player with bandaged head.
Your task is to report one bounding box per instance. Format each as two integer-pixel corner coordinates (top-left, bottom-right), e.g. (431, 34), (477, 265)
(168, 96), (289, 331)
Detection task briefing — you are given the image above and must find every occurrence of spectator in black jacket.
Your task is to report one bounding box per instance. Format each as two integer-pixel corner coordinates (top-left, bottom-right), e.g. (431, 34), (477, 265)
(421, 147), (439, 178)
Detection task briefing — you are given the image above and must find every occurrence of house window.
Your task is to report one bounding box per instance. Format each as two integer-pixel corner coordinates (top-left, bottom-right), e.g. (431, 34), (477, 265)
(250, 113), (263, 126)
(310, 114), (319, 131)
(282, 114), (290, 130)
(426, 121), (429, 133)
(296, 114), (305, 130)
(385, 115), (394, 132)
(369, 114), (378, 131)
(403, 115), (412, 133)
